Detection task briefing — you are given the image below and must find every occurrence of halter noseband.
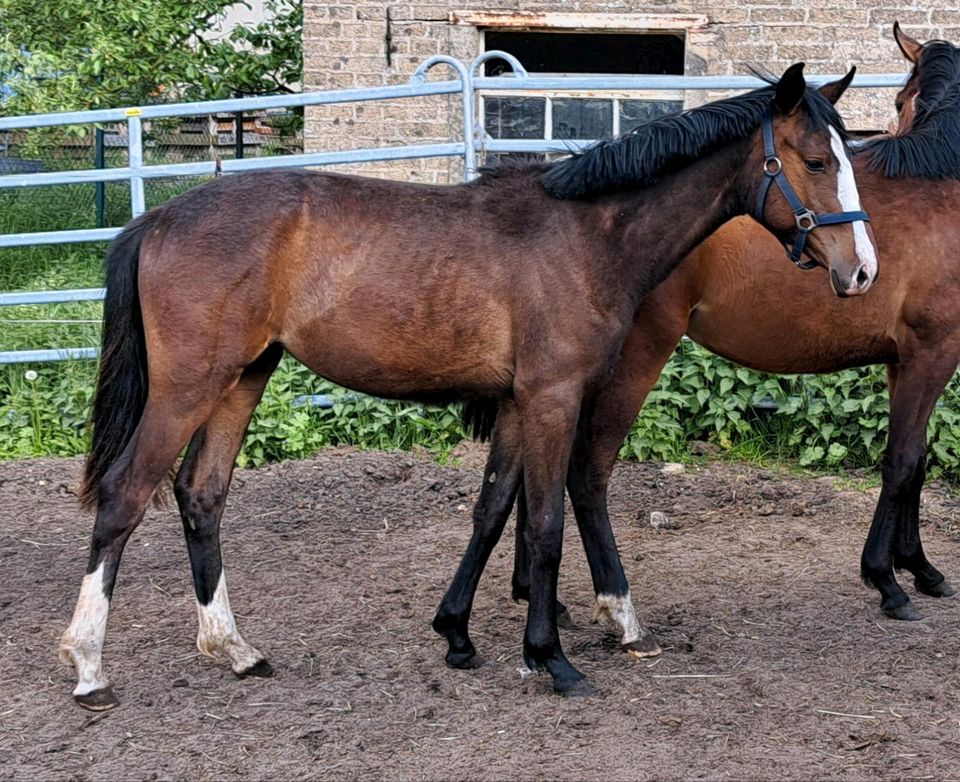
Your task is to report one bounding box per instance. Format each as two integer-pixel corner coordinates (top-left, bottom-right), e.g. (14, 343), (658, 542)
(753, 108), (870, 270)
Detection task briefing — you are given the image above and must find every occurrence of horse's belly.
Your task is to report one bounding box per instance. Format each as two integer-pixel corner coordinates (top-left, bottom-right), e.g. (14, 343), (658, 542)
(281, 312), (515, 400)
(686, 303), (898, 374)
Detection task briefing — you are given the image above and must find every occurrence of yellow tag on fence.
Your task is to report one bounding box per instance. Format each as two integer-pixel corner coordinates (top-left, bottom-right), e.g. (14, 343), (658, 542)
(125, 108), (142, 117)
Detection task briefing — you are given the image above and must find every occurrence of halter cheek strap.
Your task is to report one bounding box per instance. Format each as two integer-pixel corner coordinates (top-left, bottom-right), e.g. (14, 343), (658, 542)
(753, 108), (870, 270)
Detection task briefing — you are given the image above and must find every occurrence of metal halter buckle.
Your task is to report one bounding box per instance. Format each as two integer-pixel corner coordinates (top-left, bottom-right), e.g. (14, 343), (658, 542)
(794, 209), (817, 231)
(763, 156), (782, 176)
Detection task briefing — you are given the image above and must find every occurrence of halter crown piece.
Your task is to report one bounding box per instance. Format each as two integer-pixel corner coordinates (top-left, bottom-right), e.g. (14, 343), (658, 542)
(753, 108), (870, 270)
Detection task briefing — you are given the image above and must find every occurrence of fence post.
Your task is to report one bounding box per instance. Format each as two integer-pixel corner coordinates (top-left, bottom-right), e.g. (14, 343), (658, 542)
(127, 112), (146, 217)
(234, 111), (245, 159)
(235, 91), (245, 160)
(94, 127), (106, 228)
(409, 56), (474, 180)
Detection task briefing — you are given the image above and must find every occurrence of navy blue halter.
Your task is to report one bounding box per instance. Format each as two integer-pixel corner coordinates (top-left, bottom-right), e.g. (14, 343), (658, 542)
(753, 108), (870, 270)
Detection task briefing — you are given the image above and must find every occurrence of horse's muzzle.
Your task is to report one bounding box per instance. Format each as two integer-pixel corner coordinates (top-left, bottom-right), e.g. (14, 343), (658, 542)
(831, 261), (874, 298)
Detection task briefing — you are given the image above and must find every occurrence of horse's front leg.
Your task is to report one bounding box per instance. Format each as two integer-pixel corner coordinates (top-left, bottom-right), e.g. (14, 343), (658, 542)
(514, 320), (680, 656)
(566, 401), (661, 658)
(862, 355), (958, 619)
(510, 485), (573, 628)
(433, 400), (524, 669)
(518, 383), (593, 696)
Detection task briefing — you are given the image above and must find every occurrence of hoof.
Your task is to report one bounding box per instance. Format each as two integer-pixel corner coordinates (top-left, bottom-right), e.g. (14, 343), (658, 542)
(884, 601), (922, 621)
(916, 577), (957, 599)
(622, 635), (662, 659)
(445, 649), (483, 670)
(236, 659), (274, 679)
(555, 677), (597, 698)
(75, 687), (119, 712)
(557, 606), (574, 629)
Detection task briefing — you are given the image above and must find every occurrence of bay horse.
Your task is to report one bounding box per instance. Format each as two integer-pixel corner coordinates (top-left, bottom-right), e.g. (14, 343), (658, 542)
(437, 24), (959, 672)
(60, 64), (876, 709)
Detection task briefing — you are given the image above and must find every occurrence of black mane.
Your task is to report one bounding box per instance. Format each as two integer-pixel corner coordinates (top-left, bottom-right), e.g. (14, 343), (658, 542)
(539, 81), (846, 200)
(860, 39), (960, 179)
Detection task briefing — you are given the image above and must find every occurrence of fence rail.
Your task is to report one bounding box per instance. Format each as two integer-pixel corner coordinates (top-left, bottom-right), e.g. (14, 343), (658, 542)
(0, 53), (906, 364)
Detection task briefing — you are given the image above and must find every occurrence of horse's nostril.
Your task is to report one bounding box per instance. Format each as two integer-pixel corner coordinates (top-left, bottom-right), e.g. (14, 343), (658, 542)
(857, 266), (871, 288)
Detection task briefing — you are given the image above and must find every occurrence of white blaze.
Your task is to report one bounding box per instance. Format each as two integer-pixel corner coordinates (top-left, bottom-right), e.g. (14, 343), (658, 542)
(59, 562), (111, 696)
(829, 126), (877, 282)
(196, 571), (265, 673)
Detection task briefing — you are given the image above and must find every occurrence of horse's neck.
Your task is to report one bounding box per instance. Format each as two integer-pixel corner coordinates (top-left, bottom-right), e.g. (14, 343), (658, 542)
(599, 137), (752, 299)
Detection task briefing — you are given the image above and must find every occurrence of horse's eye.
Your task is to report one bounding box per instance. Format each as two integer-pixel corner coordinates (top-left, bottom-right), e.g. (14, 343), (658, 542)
(895, 100), (905, 112)
(804, 159), (826, 173)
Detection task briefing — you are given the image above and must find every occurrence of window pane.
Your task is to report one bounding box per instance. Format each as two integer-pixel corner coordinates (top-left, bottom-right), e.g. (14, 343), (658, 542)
(483, 97), (546, 139)
(619, 100), (684, 133)
(552, 99), (613, 140)
(484, 32), (685, 75)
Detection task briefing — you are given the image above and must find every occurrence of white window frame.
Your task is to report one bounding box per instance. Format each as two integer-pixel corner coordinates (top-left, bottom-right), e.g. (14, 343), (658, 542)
(468, 14), (700, 143)
(481, 88), (686, 141)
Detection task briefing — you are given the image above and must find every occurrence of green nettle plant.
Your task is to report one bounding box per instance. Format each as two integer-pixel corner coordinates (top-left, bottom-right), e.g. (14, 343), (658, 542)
(620, 341), (960, 479)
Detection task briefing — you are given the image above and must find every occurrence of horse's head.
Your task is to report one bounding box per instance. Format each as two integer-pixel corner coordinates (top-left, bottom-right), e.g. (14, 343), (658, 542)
(890, 22), (960, 136)
(749, 63), (878, 297)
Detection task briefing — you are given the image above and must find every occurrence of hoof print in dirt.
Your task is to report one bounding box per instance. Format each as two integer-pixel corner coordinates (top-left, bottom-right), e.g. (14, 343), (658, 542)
(75, 686), (120, 712)
(236, 659), (274, 679)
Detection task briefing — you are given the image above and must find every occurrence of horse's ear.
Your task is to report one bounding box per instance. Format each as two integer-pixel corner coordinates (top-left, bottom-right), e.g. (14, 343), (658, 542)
(775, 62), (807, 115)
(894, 21), (924, 64)
(819, 66), (856, 105)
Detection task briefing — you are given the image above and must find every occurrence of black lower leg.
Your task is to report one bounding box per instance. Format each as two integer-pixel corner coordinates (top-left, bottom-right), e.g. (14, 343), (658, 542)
(890, 457), (954, 598)
(433, 414), (523, 669)
(862, 488), (918, 620)
(522, 510), (590, 696)
(175, 434), (227, 606)
(511, 485), (571, 626)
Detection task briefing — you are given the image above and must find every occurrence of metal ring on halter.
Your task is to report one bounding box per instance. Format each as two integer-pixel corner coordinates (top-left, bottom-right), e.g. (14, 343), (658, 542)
(795, 209), (817, 231)
(763, 156), (782, 176)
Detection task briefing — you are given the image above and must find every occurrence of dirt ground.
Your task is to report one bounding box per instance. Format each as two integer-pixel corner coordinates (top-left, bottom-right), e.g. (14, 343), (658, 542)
(1, 446), (959, 781)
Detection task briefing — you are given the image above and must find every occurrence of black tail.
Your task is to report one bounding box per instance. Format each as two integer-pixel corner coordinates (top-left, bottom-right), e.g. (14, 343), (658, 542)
(461, 398), (499, 442)
(79, 215), (153, 511)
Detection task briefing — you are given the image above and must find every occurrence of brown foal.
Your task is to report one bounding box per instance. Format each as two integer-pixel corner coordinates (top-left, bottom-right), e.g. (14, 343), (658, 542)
(60, 65), (875, 709)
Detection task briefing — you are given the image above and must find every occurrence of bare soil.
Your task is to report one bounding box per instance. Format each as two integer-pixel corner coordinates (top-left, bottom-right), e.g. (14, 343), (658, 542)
(1, 446), (959, 781)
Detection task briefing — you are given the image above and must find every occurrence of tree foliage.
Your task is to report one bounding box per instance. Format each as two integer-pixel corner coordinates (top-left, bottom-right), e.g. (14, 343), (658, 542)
(0, 0), (301, 114)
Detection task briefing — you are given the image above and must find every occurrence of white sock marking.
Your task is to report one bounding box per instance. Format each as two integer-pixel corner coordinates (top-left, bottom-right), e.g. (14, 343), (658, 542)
(196, 571), (264, 673)
(59, 562), (111, 696)
(829, 126), (877, 283)
(593, 591), (644, 644)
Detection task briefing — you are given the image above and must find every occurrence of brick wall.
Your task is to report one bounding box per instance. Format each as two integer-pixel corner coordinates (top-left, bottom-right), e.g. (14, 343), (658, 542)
(304, 1), (960, 183)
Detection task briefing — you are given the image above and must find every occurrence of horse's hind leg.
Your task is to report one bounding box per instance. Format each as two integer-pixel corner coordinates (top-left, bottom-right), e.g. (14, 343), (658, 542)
(862, 354), (958, 620)
(60, 395), (220, 710)
(433, 400), (523, 669)
(175, 345), (282, 678)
